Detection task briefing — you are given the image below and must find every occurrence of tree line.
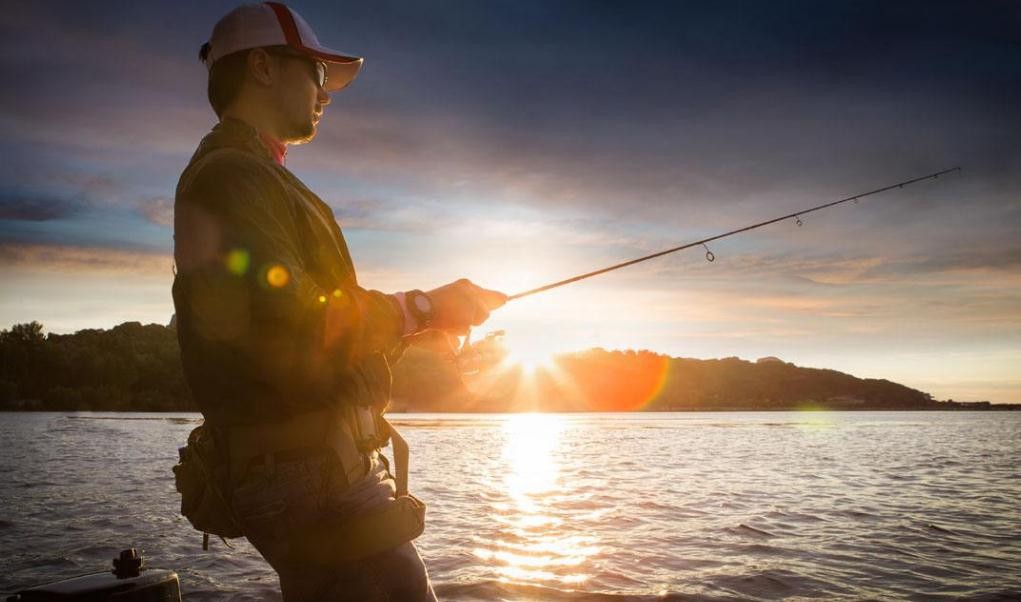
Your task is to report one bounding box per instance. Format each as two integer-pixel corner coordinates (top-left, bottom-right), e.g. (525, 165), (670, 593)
(0, 321), (1006, 412)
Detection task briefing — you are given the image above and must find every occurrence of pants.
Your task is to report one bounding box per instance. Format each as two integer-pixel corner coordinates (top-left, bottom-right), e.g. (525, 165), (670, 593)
(231, 450), (437, 602)
(272, 541), (435, 602)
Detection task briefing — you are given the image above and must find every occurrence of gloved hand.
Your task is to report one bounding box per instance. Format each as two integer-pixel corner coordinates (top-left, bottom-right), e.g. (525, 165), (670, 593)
(426, 279), (507, 335)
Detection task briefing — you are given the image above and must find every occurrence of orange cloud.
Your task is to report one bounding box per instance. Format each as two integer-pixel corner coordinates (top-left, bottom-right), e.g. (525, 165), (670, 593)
(0, 243), (173, 276)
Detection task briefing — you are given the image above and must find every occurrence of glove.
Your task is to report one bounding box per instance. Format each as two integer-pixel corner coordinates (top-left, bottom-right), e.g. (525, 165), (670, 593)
(426, 279), (507, 335)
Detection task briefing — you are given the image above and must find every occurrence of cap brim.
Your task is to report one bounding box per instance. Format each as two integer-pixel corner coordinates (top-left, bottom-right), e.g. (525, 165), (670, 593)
(298, 46), (363, 92)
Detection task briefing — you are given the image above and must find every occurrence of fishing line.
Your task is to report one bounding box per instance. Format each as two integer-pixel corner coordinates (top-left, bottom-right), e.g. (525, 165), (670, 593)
(507, 167), (961, 301)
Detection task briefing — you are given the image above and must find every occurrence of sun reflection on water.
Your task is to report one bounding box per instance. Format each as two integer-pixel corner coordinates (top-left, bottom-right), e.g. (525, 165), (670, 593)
(473, 413), (600, 587)
(503, 413), (563, 498)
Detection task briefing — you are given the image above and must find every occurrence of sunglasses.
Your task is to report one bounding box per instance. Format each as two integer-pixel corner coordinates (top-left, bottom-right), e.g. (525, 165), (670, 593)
(265, 47), (328, 89)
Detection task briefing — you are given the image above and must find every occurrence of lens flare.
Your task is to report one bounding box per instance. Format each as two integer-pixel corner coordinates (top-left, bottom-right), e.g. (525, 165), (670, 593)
(553, 350), (670, 411)
(225, 249), (249, 275)
(265, 264), (290, 288)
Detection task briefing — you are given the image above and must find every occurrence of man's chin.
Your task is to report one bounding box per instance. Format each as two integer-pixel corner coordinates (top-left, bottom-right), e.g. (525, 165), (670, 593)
(284, 120), (317, 145)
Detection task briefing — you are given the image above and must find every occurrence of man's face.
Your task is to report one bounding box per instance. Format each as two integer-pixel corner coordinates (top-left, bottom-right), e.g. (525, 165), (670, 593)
(269, 52), (331, 144)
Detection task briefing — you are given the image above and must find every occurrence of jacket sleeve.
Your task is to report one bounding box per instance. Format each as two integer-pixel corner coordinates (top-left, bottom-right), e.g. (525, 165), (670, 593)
(174, 152), (404, 407)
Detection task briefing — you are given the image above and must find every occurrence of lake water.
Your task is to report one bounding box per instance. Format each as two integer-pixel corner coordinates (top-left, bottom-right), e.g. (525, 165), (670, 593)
(1, 411), (1019, 601)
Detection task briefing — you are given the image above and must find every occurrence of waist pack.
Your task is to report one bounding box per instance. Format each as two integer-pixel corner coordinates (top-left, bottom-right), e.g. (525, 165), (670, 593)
(173, 423), (243, 547)
(173, 413), (424, 559)
(295, 492), (426, 565)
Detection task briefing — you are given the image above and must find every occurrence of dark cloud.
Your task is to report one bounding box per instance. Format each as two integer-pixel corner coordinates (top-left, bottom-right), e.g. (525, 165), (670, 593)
(0, 189), (83, 221)
(0, 170), (150, 224)
(3, 1), (1018, 232)
(1, 2), (1019, 287)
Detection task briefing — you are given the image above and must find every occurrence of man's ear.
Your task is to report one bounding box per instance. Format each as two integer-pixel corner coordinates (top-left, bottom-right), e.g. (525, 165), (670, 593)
(246, 48), (275, 87)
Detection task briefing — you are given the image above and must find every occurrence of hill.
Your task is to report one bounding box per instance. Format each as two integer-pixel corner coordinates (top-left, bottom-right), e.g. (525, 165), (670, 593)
(390, 340), (1006, 412)
(0, 321), (1013, 412)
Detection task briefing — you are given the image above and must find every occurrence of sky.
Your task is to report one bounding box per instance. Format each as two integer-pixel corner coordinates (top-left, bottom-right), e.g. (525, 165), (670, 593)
(1, 1), (1019, 402)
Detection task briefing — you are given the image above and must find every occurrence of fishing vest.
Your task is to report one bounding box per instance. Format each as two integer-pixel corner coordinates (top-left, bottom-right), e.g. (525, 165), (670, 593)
(172, 117), (407, 427)
(171, 118), (423, 560)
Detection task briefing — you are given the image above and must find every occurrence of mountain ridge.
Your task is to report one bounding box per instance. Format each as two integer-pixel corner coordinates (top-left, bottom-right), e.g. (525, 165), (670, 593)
(1, 321), (1015, 412)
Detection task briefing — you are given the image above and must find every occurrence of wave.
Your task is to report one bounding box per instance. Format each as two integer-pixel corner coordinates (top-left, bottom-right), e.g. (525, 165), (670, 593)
(728, 523), (776, 538)
(66, 416), (199, 424)
(434, 579), (745, 601)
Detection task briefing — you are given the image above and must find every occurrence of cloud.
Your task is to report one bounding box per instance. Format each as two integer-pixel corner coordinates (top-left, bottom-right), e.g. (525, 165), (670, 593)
(3, 1), (1018, 267)
(0, 189), (83, 221)
(280, 0), (1021, 255)
(0, 243), (173, 276)
(324, 192), (645, 251)
(908, 247), (1021, 275)
(0, 172), (149, 222)
(136, 197), (174, 227)
(0, 3), (211, 163)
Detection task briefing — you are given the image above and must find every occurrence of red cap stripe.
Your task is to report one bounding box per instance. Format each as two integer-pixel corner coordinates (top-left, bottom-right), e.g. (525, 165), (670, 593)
(266, 2), (303, 48)
(263, 0), (362, 82)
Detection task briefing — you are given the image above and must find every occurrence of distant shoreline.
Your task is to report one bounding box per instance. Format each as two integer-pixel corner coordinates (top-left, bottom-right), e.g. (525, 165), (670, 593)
(3, 404), (1019, 412)
(3, 321), (1017, 412)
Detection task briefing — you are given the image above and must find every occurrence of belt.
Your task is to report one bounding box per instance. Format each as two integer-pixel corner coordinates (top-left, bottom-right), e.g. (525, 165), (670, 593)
(247, 446), (322, 466)
(224, 408), (412, 497)
(225, 409), (365, 488)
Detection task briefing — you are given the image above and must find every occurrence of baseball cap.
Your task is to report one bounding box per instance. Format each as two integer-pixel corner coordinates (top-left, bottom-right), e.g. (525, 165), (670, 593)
(203, 2), (363, 92)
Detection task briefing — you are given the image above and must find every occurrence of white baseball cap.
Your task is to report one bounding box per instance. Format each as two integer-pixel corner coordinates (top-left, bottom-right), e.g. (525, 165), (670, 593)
(203, 2), (363, 92)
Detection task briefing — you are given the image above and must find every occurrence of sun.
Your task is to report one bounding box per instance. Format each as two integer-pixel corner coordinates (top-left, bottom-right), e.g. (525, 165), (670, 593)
(504, 345), (553, 374)
(501, 333), (558, 374)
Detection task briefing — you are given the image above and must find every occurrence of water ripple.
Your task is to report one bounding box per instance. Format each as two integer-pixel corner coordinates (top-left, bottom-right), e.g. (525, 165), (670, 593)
(2, 411), (1020, 601)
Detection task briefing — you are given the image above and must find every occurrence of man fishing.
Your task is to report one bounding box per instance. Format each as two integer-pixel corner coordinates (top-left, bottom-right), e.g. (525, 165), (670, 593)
(172, 3), (505, 600)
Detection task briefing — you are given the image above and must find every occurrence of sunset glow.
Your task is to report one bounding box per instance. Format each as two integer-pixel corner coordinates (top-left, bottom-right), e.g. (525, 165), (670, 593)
(0, 3), (1018, 403)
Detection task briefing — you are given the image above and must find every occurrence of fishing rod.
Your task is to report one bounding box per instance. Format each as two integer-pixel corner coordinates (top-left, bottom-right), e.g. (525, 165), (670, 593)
(507, 167), (961, 301)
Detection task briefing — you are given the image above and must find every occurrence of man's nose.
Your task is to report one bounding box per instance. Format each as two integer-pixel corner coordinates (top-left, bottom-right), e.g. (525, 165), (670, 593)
(318, 88), (331, 107)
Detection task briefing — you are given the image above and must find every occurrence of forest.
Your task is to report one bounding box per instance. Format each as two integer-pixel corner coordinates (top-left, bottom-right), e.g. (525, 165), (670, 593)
(0, 321), (1007, 412)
